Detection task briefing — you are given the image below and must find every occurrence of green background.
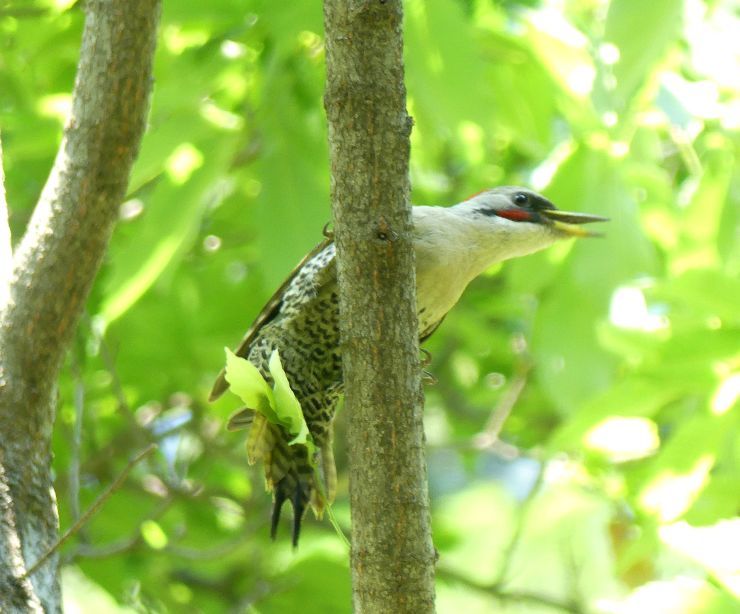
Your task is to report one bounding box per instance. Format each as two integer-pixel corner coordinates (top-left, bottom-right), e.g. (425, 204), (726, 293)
(2, 0), (738, 612)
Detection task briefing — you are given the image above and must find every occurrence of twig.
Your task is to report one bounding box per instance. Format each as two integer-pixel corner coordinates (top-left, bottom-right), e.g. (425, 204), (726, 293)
(65, 534), (142, 561)
(97, 327), (150, 438)
(98, 332), (133, 416)
(163, 537), (247, 560)
(64, 497), (174, 563)
(25, 444), (157, 577)
(495, 460), (545, 585)
(68, 353), (85, 524)
(437, 566), (587, 614)
(474, 363), (531, 449)
(0, 7), (51, 19)
(312, 466), (350, 548)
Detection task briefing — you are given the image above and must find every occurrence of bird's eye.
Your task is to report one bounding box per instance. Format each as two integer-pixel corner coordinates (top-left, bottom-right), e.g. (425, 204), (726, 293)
(513, 192), (529, 206)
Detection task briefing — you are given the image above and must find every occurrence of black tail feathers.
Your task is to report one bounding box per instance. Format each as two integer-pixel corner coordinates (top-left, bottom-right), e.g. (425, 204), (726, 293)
(270, 479), (308, 547)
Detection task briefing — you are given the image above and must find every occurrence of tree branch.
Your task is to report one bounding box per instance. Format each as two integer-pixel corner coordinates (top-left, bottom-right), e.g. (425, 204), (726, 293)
(437, 567), (587, 614)
(25, 444), (157, 578)
(0, 1), (161, 609)
(6, 0), (160, 380)
(323, 1), (435, 612)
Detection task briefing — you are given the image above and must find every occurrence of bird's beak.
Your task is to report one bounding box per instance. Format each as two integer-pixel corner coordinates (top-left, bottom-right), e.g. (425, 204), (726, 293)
(540, 209), (609, 238)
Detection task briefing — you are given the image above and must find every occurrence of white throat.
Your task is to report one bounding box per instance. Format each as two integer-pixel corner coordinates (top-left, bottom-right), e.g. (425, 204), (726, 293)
(411, 202), (558, 332)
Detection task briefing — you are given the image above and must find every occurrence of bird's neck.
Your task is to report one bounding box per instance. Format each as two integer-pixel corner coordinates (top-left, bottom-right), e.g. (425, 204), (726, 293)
(413, 205), (539, 282)
(410, 204), (558, 330)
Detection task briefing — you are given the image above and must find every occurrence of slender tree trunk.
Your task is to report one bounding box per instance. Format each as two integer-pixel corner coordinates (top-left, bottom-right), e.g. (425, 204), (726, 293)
(0, 136), (9, 304)
(0, 1), (161, 609)
(323, 1), (436, 612)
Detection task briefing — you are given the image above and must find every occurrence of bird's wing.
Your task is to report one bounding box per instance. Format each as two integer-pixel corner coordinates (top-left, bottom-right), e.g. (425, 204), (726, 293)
(209, 237), (334, 401)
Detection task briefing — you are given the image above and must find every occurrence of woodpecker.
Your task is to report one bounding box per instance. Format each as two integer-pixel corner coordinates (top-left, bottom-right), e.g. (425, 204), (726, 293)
(210, 186), (606, 545)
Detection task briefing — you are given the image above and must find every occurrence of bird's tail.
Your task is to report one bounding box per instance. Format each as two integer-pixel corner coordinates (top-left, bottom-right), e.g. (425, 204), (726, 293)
(234, 411), (336, 545)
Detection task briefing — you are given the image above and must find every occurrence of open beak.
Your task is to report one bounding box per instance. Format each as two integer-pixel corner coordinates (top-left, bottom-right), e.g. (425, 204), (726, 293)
(540, 209), (609, 238)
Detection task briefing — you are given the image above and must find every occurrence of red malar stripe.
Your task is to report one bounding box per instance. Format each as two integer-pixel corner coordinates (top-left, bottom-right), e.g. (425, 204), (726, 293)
(497, 208), (533, 222)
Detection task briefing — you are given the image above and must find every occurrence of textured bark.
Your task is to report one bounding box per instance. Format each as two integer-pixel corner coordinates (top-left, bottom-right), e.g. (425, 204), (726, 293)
(0, 1), (161, 610)
(0, 135), (10, 303)
(323, 1), (435, 612)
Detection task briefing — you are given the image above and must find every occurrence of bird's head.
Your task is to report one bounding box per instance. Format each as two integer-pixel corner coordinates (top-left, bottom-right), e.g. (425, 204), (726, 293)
(412, 186), (608, 279)
(410, 186), (610, 271)
(460, 186), (608, 239)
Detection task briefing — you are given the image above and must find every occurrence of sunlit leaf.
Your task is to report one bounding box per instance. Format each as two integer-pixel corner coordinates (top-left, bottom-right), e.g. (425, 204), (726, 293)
(223, 349), (278, 424)
(268, 349), (315, 457)
(604, 0), (683, 110)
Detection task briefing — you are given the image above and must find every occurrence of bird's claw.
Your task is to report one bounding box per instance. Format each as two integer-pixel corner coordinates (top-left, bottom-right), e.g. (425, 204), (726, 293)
(322, 222), (334, 240)
(420, 348), (432, 367)
(422, 370), (437, 386)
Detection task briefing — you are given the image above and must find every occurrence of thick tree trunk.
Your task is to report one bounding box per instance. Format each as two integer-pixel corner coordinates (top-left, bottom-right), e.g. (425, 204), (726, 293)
(323, 1), (436, 612)
(0, 1), (161, 610)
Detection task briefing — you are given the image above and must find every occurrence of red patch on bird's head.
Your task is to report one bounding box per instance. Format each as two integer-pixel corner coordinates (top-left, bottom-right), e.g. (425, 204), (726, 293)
(496, 208), (535, 222)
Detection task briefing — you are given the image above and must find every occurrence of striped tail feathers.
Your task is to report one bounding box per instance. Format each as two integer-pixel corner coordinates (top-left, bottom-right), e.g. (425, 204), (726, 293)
(226, 407), (255, 431)
(268, 438), (313, 545)
(271, 475), (309, 547)
(233, 411), (329, 545)
(245, 414), (277, 470)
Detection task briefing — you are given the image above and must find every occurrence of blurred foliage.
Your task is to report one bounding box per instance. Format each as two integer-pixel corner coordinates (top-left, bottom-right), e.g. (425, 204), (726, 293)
(2, 0), (739, 612)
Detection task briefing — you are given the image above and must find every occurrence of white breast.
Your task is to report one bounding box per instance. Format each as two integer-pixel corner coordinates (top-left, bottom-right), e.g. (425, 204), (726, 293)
(412, 207), (480, 332)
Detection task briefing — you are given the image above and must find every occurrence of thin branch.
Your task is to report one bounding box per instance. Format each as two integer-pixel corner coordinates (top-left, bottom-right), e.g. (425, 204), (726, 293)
(25, 444), (157, 578)
(0, 7), (50, 19)
(495, 461), (546, 585)
(163, 537), (248, 561)
(68, 354), (85, 525)
(437, 566), (587, 614)
(473, 363), (531, 449)
(64, 497), (174, 563)
(67, 534), (142, 561)
(98, 333), (133, 416)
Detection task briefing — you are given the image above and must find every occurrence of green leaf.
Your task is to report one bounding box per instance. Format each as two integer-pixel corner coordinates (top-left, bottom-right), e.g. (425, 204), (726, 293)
(604, 0), (683, 111)
(99, 134), (238, 327)
(223, 349), (279, 424)
(268, 350), (315, 458)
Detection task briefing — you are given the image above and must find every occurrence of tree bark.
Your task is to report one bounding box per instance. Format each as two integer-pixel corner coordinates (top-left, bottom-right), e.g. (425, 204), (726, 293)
(0, 135), (10, 304)
(323, 1), (435, 612)
(0, 1), (161, 610)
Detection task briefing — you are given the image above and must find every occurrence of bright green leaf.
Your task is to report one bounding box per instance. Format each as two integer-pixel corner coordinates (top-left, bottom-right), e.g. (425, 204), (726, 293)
(223, 349), (279, 424)
(268, 350), (316, 459)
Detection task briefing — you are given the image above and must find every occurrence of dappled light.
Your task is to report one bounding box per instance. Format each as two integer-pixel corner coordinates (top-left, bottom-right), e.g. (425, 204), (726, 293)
(2, 0), (738, 611)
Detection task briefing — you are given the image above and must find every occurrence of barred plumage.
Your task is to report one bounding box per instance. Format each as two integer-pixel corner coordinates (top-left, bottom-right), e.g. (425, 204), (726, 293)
(211, 239), (341, 545)
(210, 187), (606, 544)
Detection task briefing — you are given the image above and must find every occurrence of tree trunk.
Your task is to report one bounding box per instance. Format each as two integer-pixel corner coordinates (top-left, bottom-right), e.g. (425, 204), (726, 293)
(323, 1), (436, 612)
(0, 1), (161, 609)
